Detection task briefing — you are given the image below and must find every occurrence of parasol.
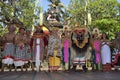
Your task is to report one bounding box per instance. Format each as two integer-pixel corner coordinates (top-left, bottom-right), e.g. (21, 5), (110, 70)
(41, 26), (50, 34)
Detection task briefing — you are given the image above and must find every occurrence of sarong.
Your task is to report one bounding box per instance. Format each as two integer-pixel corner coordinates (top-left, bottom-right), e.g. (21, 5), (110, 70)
(14, 45), (26, 66)
(2, 43), (15, 65)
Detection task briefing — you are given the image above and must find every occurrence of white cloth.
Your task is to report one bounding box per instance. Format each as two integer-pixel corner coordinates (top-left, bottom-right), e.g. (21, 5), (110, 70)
(36, 38), (41, 72)
(101, 42), (111, 64)
(73, 57), (85, 64)
(2, 58), (14, 65)
(14, 61), (25, 66)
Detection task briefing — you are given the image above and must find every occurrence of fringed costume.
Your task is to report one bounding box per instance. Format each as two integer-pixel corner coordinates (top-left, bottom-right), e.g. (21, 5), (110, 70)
(71, 27), (90, 71)
(14, 45), (26, 66)
(24, 45), (32, 63)
(2, 43), (15, 65)
(47, 31), (62, 72)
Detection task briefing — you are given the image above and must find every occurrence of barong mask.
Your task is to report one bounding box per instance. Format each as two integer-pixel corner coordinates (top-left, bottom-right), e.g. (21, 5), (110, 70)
(72, 28), (89, 48)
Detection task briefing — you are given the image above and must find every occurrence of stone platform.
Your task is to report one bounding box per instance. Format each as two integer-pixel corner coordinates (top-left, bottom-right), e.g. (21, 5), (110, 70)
(0, 70), (120, 80)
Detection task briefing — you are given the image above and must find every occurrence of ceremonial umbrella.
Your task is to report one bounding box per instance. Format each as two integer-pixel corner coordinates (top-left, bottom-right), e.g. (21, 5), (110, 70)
(41, 26), (50, 35)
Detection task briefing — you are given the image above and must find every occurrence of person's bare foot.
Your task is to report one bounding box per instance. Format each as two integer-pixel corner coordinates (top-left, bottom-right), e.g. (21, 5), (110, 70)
(50, 70), (53, 72)
(15, 67), (17, 72)
(9, 69), (11, 72)
(21, 68), (23, 72)
(25, 68), (28, 71)
(21, 69), (23, 72)
(1, 69), (4, 72)
(31, 66), (34, 71)
(1, 64), (5, 72)
(15, 69), (17, 72)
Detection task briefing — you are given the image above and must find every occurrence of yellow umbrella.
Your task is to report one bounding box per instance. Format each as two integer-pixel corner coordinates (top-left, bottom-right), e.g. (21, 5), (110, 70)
(42, 26), (50, 34)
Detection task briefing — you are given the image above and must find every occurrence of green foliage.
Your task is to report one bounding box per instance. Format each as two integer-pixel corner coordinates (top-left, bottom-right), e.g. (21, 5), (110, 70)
(68, 0), (120, 39)
(89, 0), (118, 20)
(92, 18), (119, 39)
(0, 25), (8, 37)
(0, 0), (36, 30)
(68, 0), (87, 25)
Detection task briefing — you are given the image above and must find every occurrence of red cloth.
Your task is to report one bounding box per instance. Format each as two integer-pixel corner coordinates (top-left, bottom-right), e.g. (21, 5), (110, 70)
(43, 36), (48, 47)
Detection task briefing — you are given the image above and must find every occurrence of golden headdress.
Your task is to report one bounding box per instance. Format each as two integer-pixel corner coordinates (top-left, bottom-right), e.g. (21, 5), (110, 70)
(92, 28), (100, 35)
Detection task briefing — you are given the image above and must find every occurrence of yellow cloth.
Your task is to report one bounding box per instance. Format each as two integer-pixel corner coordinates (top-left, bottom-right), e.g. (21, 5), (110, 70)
(49, 50), (61, 67)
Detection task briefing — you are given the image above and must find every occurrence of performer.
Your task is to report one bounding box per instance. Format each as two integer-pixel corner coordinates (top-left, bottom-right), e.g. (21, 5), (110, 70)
(92, 28), (102, 71)
(1, 24), (16, 72)
(71, 27), (90, 71)
(112, 32), (120, 54)
(43, 35), (49, 61)
(32, 25), (44, 72)
(47, 27), (62, 72)
(112, 32), (120, 70)
(101, 32), (111, 71)
(42, 35), (49, 71)
(61, 27), (71, 71)
(24, 30), (32, 71)
(14, 27), (27, 71)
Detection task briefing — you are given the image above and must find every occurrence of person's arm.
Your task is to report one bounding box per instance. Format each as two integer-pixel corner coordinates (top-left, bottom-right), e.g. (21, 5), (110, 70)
(13, 34), (16, 44)
(111, 39), (115, 47)
(23, 35), (28, 45)
(2, 34), (7, 43)
(14, 35), (19, 45)
(106, 39), (111, 46)
(100, 40), (105, 47)
(90, 38), (94, 49)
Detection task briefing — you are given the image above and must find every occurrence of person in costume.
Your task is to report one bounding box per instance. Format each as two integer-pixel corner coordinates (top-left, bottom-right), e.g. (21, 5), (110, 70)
(61, 27), (71, 71)
(42, 34), (49, 71)
(101, 32), (111, 71)
(1, 24), (16, 72)
(24, 30), (32, 71)
(91, 28), (102, 71)
(113, 32), (120, 53)
(32, 25), (44, 72)
(14, 27), (27, 71)
(71, 27), (90, 71)
(112, 32), (120, 70)
(47, 27), (62, 72)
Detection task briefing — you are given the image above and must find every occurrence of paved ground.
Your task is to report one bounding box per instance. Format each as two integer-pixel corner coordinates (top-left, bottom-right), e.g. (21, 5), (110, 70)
(0, 70), (120, 80)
